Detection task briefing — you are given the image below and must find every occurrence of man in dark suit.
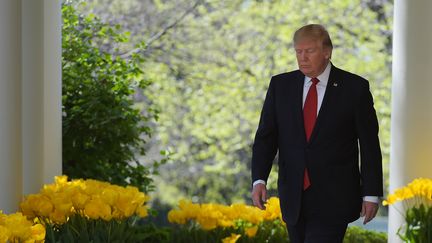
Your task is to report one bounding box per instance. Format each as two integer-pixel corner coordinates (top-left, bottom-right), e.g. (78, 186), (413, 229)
(251, 24), (383, 243)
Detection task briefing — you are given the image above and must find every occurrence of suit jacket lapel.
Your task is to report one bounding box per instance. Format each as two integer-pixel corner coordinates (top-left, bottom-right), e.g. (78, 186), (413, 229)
(308, 65), (341, 144)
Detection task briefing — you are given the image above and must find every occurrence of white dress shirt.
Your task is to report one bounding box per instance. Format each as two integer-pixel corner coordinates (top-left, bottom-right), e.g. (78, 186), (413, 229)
(253, 63), (379, 203)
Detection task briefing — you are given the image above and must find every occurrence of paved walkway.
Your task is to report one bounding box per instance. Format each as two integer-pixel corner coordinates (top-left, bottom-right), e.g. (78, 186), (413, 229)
(349, 216), (388, 232)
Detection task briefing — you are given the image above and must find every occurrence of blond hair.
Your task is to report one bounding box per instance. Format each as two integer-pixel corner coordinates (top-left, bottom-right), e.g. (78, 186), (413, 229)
(293, 24), (333, 50)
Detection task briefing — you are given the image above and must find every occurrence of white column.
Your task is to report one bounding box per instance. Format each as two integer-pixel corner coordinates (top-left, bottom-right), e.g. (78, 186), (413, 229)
(42, 1), (62, 186)
(0, 0), (61, 213)
(389, 0), (432, 242)
(0, 0), (23, 214)
(21, 0), (62, 195)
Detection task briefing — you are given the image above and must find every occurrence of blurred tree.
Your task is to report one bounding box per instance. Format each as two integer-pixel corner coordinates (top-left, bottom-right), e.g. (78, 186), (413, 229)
(62, 2), (166, 193)
(77, 0), (393, 205)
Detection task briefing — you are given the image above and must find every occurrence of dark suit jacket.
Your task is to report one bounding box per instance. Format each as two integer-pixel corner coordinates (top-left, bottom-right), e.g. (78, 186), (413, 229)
(251, 64), (383, 225)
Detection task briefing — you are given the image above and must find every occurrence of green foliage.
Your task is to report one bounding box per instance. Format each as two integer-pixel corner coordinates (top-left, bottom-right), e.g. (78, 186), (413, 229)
(239, 220), (289, 243)
(62, 3), (163, 193)
(165, 223), (387, 243)
(168, 225), (239, 243)
(166, 221), (288, 243)
(397, 204), (432, 243)
(45, 214), (169, 243)
(144, 0), (392, 205)
(344, 226), (387, 243)
(78, 0), (393, 206)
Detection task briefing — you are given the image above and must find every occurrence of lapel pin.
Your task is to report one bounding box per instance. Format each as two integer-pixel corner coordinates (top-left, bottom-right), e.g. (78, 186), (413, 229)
(333, 82), (338, 87)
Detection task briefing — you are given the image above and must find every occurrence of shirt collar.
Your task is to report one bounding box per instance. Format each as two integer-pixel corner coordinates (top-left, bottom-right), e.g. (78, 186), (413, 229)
(304, 62), (331, 86)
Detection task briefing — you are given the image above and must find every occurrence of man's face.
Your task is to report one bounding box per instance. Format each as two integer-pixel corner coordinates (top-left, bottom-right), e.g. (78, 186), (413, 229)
(294, 38), (331, 78)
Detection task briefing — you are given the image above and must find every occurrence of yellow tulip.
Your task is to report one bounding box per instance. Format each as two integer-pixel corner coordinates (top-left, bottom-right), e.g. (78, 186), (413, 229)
(52, 196), (73, 216)
(84, 198), (112, 221)
(0, 225), (10, 243)
(101, 187), (119, 205)
(54, 175), (68, 185)
(0, 211), (44, 243)
(383, 178), (432, 205)
(23, 194), (53, 217)
(167, 210), (187, 224)
(222, 233), (241, 243)
(114, 195), (136, 218)
(136, 206), (148, 218)
(30, 224), (45, 241)
(19, 200), (36, 218)
(71, 192), (90, 210)
(3, 213), (32, 240)
(245, 225), (258, 238)
(49, 209), (67, 224)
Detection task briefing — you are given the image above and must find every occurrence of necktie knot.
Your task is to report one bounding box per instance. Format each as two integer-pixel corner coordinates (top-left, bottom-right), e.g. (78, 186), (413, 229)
(311, 77), (319, 86)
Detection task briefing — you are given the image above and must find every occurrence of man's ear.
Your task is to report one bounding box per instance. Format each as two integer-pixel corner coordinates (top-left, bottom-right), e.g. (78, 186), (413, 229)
(325, 49), (332, 59)
(323, 47), (332, 59)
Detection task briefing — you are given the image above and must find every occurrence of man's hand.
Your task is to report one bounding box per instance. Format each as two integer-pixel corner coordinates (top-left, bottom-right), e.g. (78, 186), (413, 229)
(360, 201), (379, 224)
(251, 183), (267, 209)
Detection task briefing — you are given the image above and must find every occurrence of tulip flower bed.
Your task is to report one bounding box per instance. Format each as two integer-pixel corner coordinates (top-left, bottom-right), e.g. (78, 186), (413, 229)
(167, 197), (288, 243)
(18, 176), (161, 242)
(168, 197), (283, 229)
(0, 176), (388, 242)
(383, 178), (432, 242)
(166, 198), (387, 243)
(0, 211), (45, 242)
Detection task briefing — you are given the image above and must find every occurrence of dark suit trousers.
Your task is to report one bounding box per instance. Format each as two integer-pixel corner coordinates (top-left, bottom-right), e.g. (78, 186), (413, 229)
(286, 186), (348, 243)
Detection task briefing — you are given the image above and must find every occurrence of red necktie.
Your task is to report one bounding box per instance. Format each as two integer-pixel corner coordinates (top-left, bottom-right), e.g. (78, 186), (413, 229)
(303, 77), (319, 190)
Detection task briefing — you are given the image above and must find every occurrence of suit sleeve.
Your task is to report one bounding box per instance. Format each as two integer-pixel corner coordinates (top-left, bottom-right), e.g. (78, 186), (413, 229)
(355, 83), (383, 197)
(251, 78), (279, 185)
